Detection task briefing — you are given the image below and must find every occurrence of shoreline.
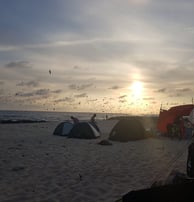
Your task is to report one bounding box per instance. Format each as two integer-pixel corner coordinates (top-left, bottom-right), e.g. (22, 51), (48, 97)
(0, 119), (47, 124)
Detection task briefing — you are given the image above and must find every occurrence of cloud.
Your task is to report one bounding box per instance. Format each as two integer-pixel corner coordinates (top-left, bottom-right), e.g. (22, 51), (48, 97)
(143, 97), (155, 100)
(1, 0), (194, 113)
(68, 84), (77, 90)
(0, 1), (78, 46)
(54, 97), (74, 103)
(167, 88), (193, 98)
(5, 61), (32, 69)
(16, 80), (39, 87)
(52, 89), (62, 94)
(176, 88), (191, 92)
(109, 85), (121, 90)
(53, 38), (136, 62)
(35, 89), (50, 96)
(157, 88), (166, 93)
(74, 93), (88, 98)
(0, 45), (18, 52)
(73, 65), (81, 69)
(68, 83), (93, 91)
(15, 88), (61, 97)
(87, 99), (98, 102)
(15, 92), (34, 97)
(119, 99), (127, 103)
(78, 83), (93, 90)
(118, 95), (127, 99)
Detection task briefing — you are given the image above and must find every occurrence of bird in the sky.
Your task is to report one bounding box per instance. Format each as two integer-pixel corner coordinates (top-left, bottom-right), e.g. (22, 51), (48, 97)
(49, 70), (51, 75)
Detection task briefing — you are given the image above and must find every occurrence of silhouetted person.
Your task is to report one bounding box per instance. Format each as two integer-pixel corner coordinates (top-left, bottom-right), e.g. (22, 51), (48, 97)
(90, 113), (96, 124)
(70, 116), (79, 124)
(90, 114), (100, 133)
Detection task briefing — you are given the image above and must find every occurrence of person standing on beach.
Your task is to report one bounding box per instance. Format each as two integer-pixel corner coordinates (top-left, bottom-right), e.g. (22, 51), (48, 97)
(185, 118), (193, 139)
(179, 117), (185, 139)
(70, 116), (79, 124)
(91, 113), (96, 124)
(90, 113), (100, 133)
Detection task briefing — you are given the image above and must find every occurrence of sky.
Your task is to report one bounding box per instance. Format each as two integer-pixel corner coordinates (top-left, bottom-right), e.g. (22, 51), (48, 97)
(1, 0), (194, 115)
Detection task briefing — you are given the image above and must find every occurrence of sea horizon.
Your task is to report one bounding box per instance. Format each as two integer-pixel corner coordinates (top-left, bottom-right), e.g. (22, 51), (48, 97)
(0, 109), (158, 122)
(0, 110), (128, 122)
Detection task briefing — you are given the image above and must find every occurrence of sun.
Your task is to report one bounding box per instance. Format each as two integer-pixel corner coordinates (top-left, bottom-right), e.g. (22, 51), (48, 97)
(131, 81), (143, 97)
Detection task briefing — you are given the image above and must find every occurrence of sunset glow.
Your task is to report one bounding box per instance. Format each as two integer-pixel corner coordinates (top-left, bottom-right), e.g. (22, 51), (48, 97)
(131, 81), (143, 97)
(0, 1), (194, 115)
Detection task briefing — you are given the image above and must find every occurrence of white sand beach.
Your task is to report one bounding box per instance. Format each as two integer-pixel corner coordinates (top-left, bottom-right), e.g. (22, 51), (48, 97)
(0, 120), (191, 202)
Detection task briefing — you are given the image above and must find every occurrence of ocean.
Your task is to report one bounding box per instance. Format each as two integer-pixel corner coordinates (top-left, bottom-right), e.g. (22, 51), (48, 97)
(0, 110), (127, 122)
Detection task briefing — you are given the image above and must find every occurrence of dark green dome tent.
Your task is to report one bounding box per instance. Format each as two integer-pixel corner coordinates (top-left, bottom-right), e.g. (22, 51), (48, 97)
(109, 118), (146, 142)
(53, 121), (74, 136)
(68, 122), (100, 139)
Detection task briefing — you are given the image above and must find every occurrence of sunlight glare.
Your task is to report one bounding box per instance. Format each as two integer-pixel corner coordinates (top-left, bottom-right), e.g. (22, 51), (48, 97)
(131, 81), (143, 97)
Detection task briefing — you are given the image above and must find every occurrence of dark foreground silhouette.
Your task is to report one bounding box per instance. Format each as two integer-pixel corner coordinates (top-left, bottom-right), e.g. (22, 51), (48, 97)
(120, 181), (194, 202)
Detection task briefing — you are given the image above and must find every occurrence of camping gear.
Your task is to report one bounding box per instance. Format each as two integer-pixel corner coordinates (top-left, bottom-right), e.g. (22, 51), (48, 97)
(68, 122), (100, 139)
(90, 121), (101, 132)
(109, 118), (145, 142)
(53, 121), (74, 136)
(97, 139), (112, 145)
(157, 104), (194, 134)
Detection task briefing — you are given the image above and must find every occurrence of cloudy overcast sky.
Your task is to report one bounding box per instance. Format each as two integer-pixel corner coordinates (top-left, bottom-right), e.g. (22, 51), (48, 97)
(1, 0), (194, 115)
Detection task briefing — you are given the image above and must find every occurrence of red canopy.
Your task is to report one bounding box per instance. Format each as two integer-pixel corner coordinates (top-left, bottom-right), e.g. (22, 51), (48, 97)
(157, 104), (194, 133)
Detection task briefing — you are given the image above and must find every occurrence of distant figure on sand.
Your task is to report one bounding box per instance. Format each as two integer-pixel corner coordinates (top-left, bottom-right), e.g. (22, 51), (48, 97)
(184, 118), (193, 139)
(90, 114), (100, 133)
(90, 113), (96, 124)
(70, 116), (79, 124)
